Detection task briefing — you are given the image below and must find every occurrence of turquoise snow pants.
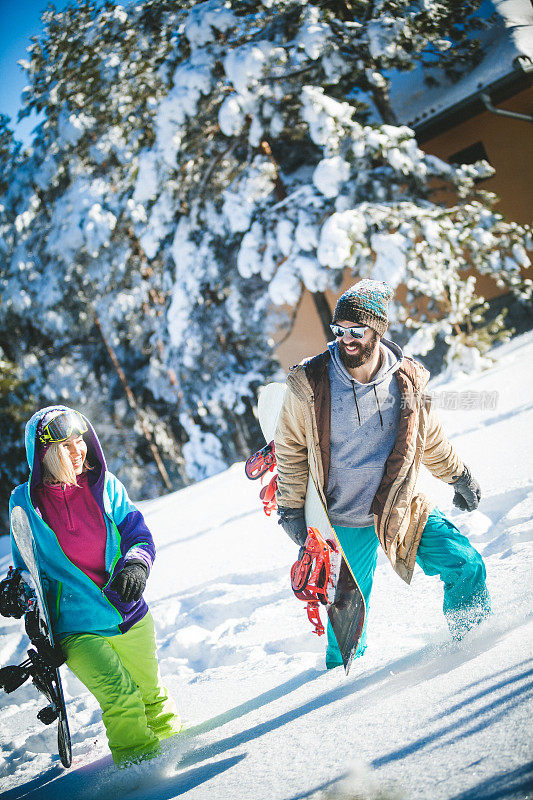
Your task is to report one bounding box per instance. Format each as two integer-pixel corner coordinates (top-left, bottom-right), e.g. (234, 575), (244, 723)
(325, 507), (490, 669)
(61, 610), (181, 765)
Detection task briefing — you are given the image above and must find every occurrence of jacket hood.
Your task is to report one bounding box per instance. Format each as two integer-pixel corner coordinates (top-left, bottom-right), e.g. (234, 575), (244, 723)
(25, 405), (107, 502)
(327, 337), (403, 389)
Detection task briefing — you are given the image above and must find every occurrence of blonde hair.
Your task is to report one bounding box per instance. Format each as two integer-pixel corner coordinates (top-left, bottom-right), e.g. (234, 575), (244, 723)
(41, 443), (90, 486)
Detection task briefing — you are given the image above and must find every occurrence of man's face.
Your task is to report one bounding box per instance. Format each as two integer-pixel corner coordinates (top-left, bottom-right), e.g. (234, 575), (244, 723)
(334, 321), (380, 369)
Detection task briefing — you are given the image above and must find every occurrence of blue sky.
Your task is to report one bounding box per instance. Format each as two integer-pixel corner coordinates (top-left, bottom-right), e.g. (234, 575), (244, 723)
(0, 0), (72, 145)
(0, 0), (129, 147)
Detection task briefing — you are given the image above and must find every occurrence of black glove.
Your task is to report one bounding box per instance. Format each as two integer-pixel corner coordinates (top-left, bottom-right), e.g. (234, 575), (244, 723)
(277, 507), (308, 547)
(110, 561), (148, 603)
(0, 569), (31, 619)
(452, 465), (481, 512)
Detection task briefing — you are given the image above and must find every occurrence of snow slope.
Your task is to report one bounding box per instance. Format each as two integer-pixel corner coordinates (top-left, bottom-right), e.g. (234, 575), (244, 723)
(1, 332), (532, 800)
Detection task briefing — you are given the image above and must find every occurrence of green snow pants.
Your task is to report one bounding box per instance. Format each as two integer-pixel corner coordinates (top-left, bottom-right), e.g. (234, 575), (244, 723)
(325, 507), (491, 669)
(61, 610), (181, 765)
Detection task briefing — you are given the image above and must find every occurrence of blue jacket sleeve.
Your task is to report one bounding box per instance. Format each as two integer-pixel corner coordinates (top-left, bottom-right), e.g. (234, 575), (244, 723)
(107, 474), (156, 574)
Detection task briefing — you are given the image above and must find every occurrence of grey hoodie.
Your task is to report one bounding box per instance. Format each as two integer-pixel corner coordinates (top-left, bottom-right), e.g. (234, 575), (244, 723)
(326, 338), (403, 527)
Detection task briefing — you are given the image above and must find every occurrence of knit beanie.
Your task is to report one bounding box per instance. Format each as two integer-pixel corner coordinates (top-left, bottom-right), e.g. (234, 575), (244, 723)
(332, 279), (394, 336)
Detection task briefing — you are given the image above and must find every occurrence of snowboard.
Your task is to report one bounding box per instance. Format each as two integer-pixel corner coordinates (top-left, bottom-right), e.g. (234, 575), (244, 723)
(4, 505), (72, 768)
(257, 382), (366, 674)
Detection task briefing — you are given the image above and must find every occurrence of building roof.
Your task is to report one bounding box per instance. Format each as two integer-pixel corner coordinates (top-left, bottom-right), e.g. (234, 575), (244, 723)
(389, 0), (533, 138)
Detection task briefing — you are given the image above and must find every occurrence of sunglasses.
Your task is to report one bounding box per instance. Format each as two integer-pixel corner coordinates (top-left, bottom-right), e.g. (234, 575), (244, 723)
(38, 411), (88, 447)
(330, 324), (369, 340)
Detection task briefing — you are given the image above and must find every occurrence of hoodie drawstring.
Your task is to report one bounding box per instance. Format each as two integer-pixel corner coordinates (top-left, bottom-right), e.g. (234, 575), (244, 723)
(351, 382), (384, 429)
(373, 385), (384, 430)
(351, 383), (362, 426)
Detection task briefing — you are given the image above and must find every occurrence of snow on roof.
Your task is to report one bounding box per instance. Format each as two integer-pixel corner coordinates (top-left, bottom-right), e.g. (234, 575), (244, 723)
(389, 0), (533, 131)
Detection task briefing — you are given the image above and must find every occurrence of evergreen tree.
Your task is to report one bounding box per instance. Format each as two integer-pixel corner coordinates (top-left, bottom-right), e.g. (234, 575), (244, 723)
(1, 2), (189, 496)
(0, 353), (34, 529)
(0, 0), (530, 495)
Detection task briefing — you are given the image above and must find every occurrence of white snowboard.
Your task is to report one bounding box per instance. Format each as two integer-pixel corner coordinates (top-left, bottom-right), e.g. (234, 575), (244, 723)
(258, 382), (338, 544)
(257, 382), (366, 673)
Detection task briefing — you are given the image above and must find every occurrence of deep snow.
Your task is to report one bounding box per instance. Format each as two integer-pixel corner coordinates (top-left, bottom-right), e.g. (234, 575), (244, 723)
(0, 332), (532, 800)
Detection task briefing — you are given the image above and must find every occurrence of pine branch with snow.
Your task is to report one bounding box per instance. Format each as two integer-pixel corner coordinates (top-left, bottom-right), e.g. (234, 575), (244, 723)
(0, 0), (531, 491)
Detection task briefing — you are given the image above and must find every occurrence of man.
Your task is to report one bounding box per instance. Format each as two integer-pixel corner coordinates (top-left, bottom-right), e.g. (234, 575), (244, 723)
(274, 279), (490, 669)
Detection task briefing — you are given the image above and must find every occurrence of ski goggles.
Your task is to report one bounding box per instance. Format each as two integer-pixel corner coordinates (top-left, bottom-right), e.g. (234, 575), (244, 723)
(37, 411), (88, 447)
(330, 324), (369, 340)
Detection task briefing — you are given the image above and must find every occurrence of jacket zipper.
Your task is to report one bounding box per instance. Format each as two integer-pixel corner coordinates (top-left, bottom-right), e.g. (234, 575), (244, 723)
(101, 519), (126, 594)
(380, 381), (419, 542)
(101, 541), (152, 594)
(61, 485), (75, 532)
(56, 582), (62, 619)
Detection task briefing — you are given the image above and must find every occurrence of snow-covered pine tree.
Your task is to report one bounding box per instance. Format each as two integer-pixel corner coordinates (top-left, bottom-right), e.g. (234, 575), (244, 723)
(134, 0), (531, 437)
(0, 117), (32, 526)
(0, 1), (283, 489)
(0, 351), (34, 529)
(1, 0), (530, 492)
(0, 3), (190, 496)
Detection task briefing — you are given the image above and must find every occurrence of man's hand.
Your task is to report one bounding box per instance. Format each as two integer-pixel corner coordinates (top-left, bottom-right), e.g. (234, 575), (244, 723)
(277, 507), (308, 547)
(110, 561), (148, 603)
(452, 465), (481, 512)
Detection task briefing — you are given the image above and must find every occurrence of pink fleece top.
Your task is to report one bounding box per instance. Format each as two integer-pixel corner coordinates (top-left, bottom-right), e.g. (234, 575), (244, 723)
(34, 472), (108, 588)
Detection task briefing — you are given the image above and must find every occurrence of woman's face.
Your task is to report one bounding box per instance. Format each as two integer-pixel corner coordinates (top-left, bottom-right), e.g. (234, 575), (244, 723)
(61, 435), (87, 475)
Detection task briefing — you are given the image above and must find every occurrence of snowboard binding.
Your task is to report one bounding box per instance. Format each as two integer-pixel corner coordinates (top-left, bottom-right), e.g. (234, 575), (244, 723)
(290, 528), (339, 636)
(0, 594), (66, 682)
(245, 440), (276, 480)
(0, 568), (69, 765)
(0, 566), (34, 619)
(259, 475), (278, 517)
(245, 440), (279, 516)
(0, 647), (62, 725)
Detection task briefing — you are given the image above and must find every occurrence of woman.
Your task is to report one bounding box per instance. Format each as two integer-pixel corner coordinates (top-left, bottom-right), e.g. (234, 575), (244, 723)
(7, 405), (181, 766)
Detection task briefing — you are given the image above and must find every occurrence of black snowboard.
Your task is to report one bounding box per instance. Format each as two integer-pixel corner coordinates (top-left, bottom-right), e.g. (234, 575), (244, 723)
(2, 505), (72, 768)
(326, 555), (365, 672)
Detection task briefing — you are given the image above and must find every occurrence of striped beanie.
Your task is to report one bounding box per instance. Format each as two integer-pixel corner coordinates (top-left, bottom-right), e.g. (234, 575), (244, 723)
(332, 279), (394, 336)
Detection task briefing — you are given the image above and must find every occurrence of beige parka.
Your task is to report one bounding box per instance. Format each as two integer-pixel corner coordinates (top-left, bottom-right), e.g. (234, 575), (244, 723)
(274, 349), (465, 584)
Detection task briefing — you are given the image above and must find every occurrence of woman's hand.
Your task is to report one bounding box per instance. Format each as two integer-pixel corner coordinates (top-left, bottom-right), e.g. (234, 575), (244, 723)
(110, 561), (148, 603)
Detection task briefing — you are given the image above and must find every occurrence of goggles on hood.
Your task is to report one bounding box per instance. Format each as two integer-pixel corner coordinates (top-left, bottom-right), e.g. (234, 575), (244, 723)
(37, 411), (88, 448)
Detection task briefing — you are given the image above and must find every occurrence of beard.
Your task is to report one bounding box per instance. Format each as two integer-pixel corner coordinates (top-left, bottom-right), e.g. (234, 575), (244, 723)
(338, 330), (379, 369)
